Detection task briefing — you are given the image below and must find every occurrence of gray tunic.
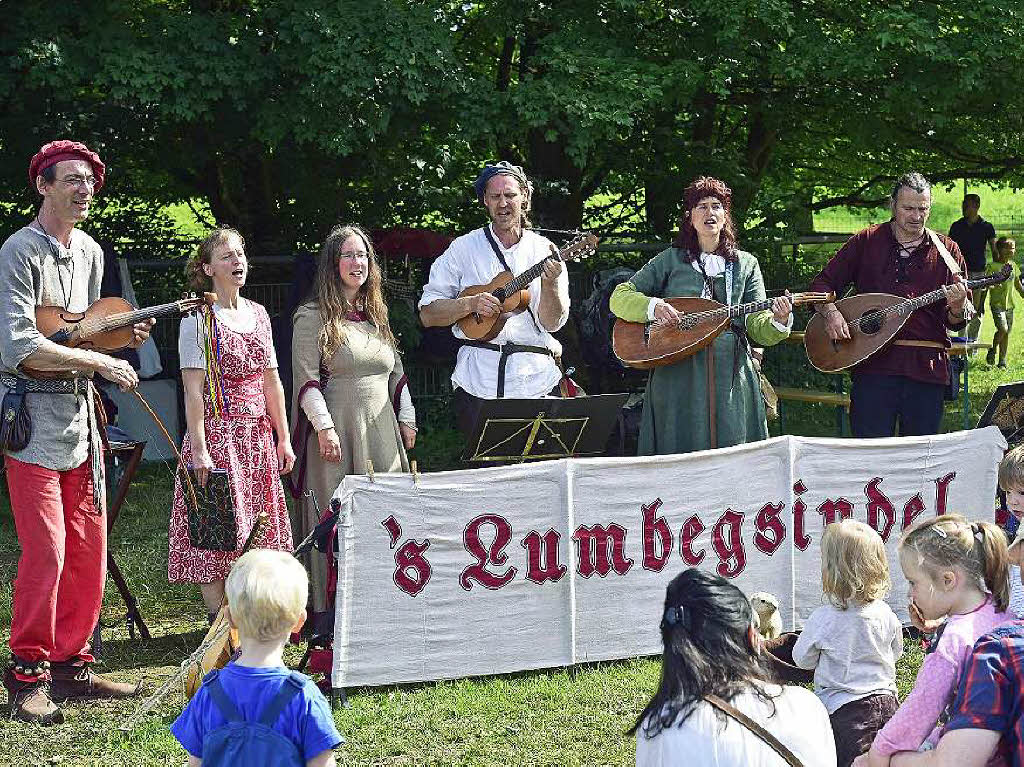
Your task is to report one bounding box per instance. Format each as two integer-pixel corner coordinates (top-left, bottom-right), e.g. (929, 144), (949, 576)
(0, 225), (103, 470)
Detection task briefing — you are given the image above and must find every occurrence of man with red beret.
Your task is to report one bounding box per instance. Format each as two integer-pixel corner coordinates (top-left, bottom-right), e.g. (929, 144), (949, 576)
(0, 140), (153, 723)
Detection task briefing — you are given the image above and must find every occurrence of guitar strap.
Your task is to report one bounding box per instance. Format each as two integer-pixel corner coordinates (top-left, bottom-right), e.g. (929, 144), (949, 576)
(482, 226), (544, 334)
(927, 229), (962, 275)
(927, 229), (975, 321)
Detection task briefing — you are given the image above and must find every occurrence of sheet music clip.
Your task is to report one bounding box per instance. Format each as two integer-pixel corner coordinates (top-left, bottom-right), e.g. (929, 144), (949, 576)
(463, 393), (629, 464)
(365, 459), (375, 482)
(410, 459), (421, 487)
(978, 380), (1024, 445)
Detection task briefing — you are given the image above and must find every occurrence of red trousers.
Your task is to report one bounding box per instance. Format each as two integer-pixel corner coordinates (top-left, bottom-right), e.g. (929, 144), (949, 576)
(5, 456), (104, 679)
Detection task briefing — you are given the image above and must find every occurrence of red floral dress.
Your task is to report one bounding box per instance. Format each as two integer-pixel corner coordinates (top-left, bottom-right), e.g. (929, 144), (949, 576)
(168, 303), (292, 583)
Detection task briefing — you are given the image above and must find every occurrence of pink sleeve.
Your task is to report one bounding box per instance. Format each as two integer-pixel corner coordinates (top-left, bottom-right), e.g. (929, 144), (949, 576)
(872, 651), (957, 756)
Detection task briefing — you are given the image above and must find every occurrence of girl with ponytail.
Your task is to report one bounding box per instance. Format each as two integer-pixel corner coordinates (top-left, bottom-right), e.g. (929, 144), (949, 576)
(855, 514), (1013, 767)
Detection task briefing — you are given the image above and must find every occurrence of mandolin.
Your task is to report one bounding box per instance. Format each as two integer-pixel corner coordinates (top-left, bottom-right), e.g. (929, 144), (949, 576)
(35, 292), (215, 352)
(613, 292), (833, 370)
(803, 264), (1012, 373)
(456, 233), (599, 341)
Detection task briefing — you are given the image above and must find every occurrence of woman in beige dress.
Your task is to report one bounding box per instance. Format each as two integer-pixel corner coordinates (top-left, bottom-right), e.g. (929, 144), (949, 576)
(290, 224), (416, 625)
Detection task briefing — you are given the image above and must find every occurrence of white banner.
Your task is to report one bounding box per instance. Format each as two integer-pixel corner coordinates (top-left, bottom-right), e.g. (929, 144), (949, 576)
(332, 428), (1006, 687)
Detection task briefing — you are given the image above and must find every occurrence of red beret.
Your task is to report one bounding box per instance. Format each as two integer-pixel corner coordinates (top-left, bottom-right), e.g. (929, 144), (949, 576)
(28, 140), (106, 192)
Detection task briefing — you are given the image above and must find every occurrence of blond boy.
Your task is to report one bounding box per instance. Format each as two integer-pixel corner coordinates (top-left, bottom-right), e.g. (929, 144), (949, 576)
(171, 550), (342, 766)
(998, 446), (1024, 617)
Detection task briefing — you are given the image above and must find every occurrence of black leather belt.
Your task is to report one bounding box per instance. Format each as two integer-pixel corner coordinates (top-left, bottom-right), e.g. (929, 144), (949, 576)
(0, 373), (90, 395)
(462, 341), (555, 398)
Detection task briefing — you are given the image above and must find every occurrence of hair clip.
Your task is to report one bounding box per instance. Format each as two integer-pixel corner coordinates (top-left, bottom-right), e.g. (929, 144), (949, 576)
(663, 606), (684, 626)
(971, 522), (984, 544)
(932, 526), (947, 538)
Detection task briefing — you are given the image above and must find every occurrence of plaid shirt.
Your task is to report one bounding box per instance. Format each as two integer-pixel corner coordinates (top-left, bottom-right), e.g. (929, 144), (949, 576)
(946, 620), (1024, 766)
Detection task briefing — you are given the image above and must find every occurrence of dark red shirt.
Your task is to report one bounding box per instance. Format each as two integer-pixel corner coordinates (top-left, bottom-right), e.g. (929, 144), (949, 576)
(809, 223), (968, 385)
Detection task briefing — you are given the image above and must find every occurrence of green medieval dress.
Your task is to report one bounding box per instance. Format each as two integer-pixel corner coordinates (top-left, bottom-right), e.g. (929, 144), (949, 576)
(609, 248), (789, 455)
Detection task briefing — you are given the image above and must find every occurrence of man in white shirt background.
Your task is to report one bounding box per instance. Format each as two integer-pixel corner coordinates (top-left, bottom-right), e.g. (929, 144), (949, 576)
(418, 162), (570, 437)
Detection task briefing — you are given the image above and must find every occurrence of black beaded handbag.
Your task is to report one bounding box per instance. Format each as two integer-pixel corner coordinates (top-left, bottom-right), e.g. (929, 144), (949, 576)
(186, 468), (239, 551)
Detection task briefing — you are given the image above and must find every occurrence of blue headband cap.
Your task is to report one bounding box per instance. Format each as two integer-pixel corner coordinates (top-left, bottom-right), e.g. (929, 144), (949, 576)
(473, 161), (528, 201)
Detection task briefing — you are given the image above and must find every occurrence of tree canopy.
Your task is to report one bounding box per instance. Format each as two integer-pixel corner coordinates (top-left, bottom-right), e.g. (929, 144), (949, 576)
(2, 0), (1023, 252)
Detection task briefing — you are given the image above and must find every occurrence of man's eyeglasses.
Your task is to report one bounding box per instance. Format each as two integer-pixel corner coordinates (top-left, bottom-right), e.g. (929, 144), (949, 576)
(59, 175), (98, 190)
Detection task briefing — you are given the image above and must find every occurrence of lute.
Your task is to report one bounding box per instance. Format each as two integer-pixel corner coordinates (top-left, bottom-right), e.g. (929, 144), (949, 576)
(613, 292), (833, 370)
(456, 233), (599, 341)
(803, 264), (1011, 372)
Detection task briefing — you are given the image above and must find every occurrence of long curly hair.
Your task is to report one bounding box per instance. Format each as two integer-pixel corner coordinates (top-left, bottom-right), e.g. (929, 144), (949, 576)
(671, 176), (739, 261)
(629, 568), (778, 739)
(312, 224), (396, 358)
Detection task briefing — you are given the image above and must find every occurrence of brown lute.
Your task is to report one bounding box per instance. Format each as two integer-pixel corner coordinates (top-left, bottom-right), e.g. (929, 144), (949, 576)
(456, 233), (599, 341)
(613, 292), (833, 370)
(803, 264), (1012, 372)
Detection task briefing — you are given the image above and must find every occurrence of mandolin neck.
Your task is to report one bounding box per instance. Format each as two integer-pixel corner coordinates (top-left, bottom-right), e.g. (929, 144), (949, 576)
(494, 254), (560, 302)
(895, 272), (999, 317)
(685, 296), (776, 326)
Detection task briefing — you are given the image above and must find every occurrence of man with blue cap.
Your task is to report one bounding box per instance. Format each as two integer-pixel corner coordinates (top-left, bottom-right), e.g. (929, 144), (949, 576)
(419, 161), (570, 437)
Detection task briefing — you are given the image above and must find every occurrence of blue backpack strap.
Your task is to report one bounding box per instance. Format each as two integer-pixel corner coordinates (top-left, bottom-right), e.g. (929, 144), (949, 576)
(204, 671), (244, 723)
(256, 672), (306, 728)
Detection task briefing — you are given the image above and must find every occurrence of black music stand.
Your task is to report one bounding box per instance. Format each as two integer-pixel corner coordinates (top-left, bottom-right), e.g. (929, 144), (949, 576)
(978, 380), (1024, 446)
(464, 394), (629, 463)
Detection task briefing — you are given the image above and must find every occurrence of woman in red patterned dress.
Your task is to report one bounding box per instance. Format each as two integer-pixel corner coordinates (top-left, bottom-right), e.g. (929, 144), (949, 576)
(168, 227), (295, 619)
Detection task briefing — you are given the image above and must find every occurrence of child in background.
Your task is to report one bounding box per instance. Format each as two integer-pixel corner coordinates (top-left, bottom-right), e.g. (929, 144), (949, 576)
(854, 514), (1012, 767)
(999, 444), (1024, 617)
(985, 237), (1023, 367)
(171, 550), (343, 766)
(792, 520), (903, 767)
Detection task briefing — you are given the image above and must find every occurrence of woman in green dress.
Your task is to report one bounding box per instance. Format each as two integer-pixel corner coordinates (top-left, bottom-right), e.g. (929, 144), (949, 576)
(610, 176), (792, 455)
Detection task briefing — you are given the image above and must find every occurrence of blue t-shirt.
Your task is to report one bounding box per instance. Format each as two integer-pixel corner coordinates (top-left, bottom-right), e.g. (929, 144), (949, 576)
(171, 662), (343, 761)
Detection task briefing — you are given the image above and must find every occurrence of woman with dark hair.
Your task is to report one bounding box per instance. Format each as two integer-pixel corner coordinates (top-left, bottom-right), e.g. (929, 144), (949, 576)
(633, 569), (836, 766)
(609, 177), (792, 455)
(290, 224), (416, 623)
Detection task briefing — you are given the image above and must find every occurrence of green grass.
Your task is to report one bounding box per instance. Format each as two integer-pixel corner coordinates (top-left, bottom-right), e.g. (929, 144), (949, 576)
(814, 182), (1024, 235)
(4, 312), (1023, 764)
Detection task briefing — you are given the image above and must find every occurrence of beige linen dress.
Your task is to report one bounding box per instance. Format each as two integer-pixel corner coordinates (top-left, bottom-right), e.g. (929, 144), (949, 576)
(290, 302), (410, 614)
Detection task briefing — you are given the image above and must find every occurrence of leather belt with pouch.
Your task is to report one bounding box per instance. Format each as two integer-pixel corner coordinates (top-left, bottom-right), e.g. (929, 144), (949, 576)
(0, 377), (31, 452)
(0, 373), (90, 453)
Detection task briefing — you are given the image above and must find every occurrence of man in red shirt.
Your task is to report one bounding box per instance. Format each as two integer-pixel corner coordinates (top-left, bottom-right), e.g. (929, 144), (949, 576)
(809, 173), (969, 437)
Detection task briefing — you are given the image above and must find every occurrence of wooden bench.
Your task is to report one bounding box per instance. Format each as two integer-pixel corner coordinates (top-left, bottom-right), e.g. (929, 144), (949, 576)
(774, 387), (851, 408)
(771, 334), (990, 434)
(768, 331), (851, 435)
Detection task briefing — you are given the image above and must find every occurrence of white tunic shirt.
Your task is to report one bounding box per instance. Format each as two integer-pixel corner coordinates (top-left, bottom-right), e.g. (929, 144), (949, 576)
(419, 225), (568, 399)
(635, 685), (837, 767)
(791, 599), (903, 714)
